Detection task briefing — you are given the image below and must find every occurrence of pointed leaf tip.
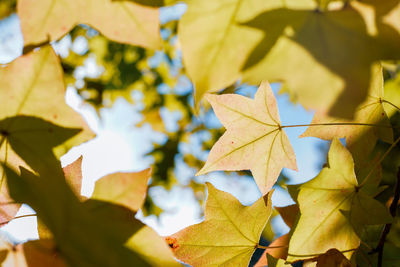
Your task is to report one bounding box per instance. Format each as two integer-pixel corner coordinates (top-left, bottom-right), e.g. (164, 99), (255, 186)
(198, 82), (297, 194)
(169, 183), (273, 266)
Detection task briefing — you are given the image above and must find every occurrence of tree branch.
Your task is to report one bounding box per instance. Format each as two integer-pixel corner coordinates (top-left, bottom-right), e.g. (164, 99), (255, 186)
(369, 166), (400, 267)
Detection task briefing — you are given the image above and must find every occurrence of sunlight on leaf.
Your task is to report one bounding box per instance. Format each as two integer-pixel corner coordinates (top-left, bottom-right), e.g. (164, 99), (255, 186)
(92, 168), (151, 211)
(18, 0), (161, 49)
(242, 3), (400, 118)
(0, 45), (94, 167)
(301, 64), (393, 166)
(197, 82), (297, 194)
(287, 139), (392, 262)
(179, 0), (315, 108)
(167, 183), (273, 267)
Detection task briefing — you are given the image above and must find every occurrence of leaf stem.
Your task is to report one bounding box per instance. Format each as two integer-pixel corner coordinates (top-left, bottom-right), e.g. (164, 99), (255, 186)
(281, 122), (394, 129)
(287, 248), (357, 258)
(256, 244), (288, 250)
(0, 214), (37, 226)
(0, 136), (5, 150)
(0, 201), (19, 206)
(369, 166), (400, 267)
(359, 135), (400, 188)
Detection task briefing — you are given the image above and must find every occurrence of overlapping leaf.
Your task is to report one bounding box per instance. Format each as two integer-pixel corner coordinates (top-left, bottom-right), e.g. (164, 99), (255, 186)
(287, 139), (392, 262)
(0, 46), (94, 169)
(167, 183), (273, 267)
(0, 239), (66, 267)
(18, 0), (161, 49)
(197, 82), (297, 194)
(0, 46), (94, 226)
(181, 0), (400, 116)
(242, 2), (400, 118)
(2, 155), (178, 266)
(301, 64), (393, 166)
(92, 169), (151, 211)
(178, 0), (315, 106)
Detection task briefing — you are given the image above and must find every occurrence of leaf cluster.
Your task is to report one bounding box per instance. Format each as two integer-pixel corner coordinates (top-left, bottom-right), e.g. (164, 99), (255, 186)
(1, 0), (400, 266)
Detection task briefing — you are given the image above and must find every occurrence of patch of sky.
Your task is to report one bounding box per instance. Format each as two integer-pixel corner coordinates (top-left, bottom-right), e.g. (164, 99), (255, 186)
(160, 28), (171, 40)
(174, 76), (192, 95)
(52, 34), (72, 58)
(0, 14), (22, 63)
(160, 3), (187, 25)
(160, 107), (182, 133)
(174, 154), (197, 185)
(179, 130), (210, 162)
(140, 186), (202, 235)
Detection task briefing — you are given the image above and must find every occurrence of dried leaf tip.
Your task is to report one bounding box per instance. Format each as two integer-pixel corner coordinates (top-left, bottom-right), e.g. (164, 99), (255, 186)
(165, 237), (179, 250)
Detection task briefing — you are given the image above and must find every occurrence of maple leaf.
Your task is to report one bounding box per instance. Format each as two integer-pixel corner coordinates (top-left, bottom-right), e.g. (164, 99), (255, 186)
(301, 64), (393, 167)
(38, 156), (85, 239)
(167, 183), (273, 267)
(0, 46), (94, 227)
(197, 82), (297, 194)
(287, 138), (392, 262)
(18, 0), (161, 50)
(242, 2), (400, 118)
(179, 0), (315, 107)
(2, 156), (179, 266)
(312, 249), (352, 267)
(358, 0), (400, 35)
(0, 46), (94, 172)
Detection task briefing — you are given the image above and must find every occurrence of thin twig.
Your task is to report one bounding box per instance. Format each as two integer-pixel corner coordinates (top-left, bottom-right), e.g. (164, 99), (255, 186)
(359, 136), (400, 188)
(256, 244), (288, 250)
(0, 214), (37, 226)
(369, 167), (400, 267)
(281, 122), (395, 129)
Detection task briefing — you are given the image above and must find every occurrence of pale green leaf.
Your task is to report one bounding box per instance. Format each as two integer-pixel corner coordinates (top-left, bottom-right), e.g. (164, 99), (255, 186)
(300, 64), (393, 166)
(242, 3), (400, 118)
(383, 73), (400, 118)
(287, 139), (392, 262)
(197, 82), (297, 194)
(179, 0), (315, 107)
(167, 183), (273, 267)
(127, 226), (182, 267)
